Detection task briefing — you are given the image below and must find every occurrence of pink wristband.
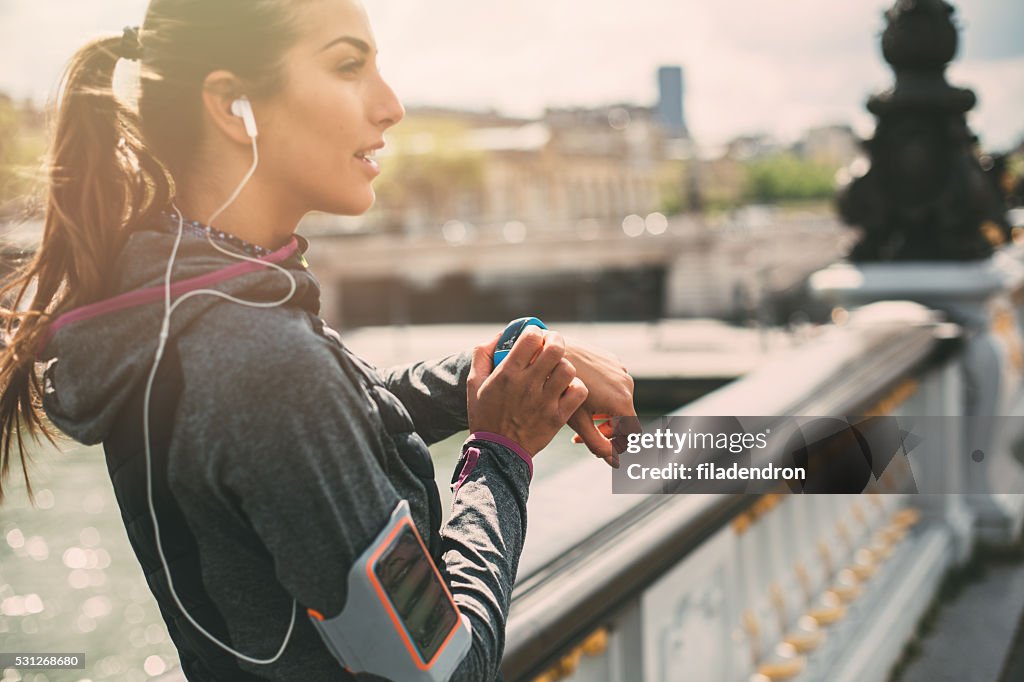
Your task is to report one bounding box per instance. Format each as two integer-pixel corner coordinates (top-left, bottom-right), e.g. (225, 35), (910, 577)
(465, 431), (533, 481)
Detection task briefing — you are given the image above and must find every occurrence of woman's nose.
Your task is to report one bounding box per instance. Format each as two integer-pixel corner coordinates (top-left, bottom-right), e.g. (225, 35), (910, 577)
(373, 74), (405, 130)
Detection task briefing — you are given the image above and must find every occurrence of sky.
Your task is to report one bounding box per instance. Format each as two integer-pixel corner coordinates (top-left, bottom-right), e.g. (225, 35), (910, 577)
(0, 0), (1022, 150)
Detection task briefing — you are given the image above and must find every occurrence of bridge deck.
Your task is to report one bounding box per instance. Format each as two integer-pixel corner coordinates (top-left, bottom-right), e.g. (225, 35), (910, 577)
(896, 552), (1024, 682)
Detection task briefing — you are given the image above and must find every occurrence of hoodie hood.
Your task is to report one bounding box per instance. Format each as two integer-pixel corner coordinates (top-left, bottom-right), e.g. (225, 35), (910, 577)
(40, 224), (320, 445)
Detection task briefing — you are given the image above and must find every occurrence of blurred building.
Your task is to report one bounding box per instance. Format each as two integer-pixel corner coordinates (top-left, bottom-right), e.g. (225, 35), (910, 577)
(355, 104), (673, 238)
(692, 156), (747, 209)
(310, 66), (693, 238)
(723, 134), (785, 161)
(656, 66), (688, 139)
(795, 124), (860, 168)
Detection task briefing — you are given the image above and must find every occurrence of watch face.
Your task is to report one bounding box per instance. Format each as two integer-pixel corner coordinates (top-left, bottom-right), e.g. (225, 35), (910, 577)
(497, 320), (528, 353)
(373, 527), (458, 663)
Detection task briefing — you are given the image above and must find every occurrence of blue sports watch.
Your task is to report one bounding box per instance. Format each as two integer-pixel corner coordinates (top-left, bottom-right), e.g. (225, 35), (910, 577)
(493, 317), (547, 368)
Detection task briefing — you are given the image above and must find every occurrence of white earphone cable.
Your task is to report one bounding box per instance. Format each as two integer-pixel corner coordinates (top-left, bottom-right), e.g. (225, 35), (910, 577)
(144, 132), (299, 665)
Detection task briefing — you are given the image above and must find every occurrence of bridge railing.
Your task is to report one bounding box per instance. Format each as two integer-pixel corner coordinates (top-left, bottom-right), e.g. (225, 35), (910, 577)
(501, 301), (976, 682)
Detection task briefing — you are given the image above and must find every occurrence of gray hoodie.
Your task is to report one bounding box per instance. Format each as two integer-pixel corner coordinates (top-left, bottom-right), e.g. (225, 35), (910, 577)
(40, 222), (531, 681)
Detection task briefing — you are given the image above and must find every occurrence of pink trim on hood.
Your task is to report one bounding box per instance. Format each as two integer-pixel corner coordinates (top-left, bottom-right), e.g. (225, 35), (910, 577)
(40, 237), (300, 354)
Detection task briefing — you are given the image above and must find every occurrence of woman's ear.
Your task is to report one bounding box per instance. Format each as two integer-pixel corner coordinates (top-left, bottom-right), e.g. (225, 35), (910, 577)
(200, 70), (253, 146)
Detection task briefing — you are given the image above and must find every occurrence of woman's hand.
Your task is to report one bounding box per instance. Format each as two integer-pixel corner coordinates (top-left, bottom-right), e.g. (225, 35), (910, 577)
(467, 327), (589, 457)
(563, 337), (640, 468)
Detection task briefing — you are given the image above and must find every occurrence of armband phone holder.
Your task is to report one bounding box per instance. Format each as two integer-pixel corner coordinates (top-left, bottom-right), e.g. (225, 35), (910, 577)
(307, 500), (471, 681)
(494, 316), (547, 368)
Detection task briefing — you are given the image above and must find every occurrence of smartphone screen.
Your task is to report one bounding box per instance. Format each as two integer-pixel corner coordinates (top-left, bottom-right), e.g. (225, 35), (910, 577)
(373, 527), (459, 663)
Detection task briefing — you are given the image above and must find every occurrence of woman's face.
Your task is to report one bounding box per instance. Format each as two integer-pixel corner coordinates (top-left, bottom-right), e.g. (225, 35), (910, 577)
(255, 0), (404, 217)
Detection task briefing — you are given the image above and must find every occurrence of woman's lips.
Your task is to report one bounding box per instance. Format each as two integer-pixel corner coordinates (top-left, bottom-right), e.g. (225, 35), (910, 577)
(354, 152), (380, 176)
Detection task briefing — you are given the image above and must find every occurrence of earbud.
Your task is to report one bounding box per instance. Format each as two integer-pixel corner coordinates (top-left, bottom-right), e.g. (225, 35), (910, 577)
(231, 96), (259, 139)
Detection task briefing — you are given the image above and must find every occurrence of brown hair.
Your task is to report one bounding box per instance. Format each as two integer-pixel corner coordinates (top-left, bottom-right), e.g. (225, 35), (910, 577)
(0, 0), (313, 504)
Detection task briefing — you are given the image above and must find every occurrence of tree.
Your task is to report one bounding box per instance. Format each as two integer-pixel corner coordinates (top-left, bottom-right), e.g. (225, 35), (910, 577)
(0, 94), (46, 217)
(743, 153), (836, 203)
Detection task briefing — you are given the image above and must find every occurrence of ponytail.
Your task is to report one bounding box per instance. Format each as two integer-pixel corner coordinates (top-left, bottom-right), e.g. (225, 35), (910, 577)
(0, 34), (172, 504)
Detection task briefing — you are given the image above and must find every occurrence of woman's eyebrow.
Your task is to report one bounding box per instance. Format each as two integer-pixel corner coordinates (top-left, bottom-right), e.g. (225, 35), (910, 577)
(319, 36), (372, 54)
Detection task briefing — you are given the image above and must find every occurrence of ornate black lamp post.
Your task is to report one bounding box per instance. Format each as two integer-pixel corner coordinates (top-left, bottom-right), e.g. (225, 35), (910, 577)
(838, 0), (1009, 262)
(812, 0), (1024, 547)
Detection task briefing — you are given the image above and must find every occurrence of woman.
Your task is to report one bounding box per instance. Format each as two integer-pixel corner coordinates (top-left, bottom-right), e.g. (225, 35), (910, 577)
(0, 0), (636, 680)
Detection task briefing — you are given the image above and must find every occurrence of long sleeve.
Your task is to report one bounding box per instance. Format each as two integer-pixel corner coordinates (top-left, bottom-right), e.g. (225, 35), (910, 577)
(379, 351), (472, 444)
(443, 439), (531, 681)
(175, 312), (528, 681)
